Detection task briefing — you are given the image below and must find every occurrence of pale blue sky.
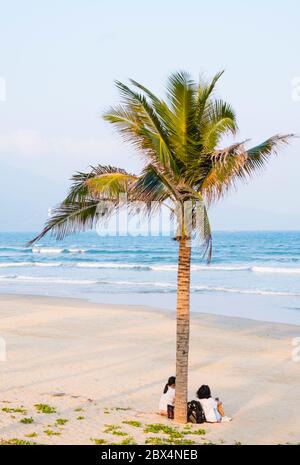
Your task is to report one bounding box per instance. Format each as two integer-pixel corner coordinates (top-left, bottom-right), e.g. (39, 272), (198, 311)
(0, 0), (299, 232)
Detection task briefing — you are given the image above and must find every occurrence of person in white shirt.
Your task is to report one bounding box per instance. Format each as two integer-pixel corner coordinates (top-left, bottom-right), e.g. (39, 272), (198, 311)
(158, 376), (176, 416)
(196, 385), (232, 423)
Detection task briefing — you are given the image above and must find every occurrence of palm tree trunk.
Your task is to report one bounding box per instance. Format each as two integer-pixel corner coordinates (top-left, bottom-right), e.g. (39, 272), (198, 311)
(174, 238), (191, 423)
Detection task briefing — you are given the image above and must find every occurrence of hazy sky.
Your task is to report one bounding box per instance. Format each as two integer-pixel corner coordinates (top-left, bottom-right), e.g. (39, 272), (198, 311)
(0, 0), (299, 232)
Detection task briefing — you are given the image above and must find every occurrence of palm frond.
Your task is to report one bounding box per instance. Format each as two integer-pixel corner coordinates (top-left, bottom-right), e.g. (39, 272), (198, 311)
(200, 99), (237, 151)
(201, 134), (295, 203)
(166, 71), (197, 161)
(28, 166), (135, 244)
(86, 172), (137, 198)
(64, 165), (130, 204)
(27, 200), (103, 244)
(111, 81), (179, 172)
(199, 203), (212, 263)
(133, 164), (174, 203)
(243, 134), (295, 174)
(195, 70), (224, 124)
(129, 78), (180, 148)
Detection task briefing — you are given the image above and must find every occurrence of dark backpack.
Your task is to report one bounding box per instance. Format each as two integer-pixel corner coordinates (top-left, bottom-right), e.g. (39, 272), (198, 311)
(187, 400), (206, 424)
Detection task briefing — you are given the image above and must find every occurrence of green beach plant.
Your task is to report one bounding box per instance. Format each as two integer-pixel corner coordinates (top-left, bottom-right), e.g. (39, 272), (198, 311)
(122, 420), (142, 427)
(91, 438), (108, 445)
(20, 417), (34, 424)
(120, 436), (137, 445)
(103, 424), (128, 436)
(183, 427), (206, 436)
(0, 438), (38, 445)
(28, 71), (294, 423)
(34, 404), (56, 414)
(144, 423), (182, 437)
(44, 429), (61, 436)
(55, 418), (68, 426)
(2, 407), (27, 415)
(25, 432), (38, 438)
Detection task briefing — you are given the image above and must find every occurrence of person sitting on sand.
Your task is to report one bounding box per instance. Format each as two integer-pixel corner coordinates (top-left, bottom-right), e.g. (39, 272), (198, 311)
(158, 376), (176, 416)
(196, 385), (232, 423)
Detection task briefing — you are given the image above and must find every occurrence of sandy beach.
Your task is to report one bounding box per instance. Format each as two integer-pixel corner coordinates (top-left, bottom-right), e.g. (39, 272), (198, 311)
(0, 293), (299, 445)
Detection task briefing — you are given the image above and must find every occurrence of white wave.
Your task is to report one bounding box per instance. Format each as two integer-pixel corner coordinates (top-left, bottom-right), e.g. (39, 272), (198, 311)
(0, 273), (298, 297)
(0, 275), (174, 288)
(0, 275), (97, 285)
(252, 266), (300, 275)
(109, 280), (176, 288)
(32, 247), (64, 254)
(0, 262), (62, 268)
(101, 281), (300, 296)
(192, 285), (300, 297)
(34, 262), (62, 267)
(0, 274), (17, 280)
(151, 264), (250, 272)
(151, 264), (177, 271)
(0, 262), (32, 268)
(200, 265), (250, 271)
(67, 248), (87, 253)
(76, 262), (151, 270)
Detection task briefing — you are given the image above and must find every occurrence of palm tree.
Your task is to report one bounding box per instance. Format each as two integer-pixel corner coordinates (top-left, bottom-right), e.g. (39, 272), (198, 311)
(29, 71), (293, 423)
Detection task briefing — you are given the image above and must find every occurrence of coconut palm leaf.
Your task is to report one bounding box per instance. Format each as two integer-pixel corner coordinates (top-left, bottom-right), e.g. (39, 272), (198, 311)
(200, 99), (237, 151)
(64, 165), (131, 204)
(195, 70), (224, 124)
(201, 134), (295, 203)
(165, 71), (197, 162)
(27, 200), (102, 244)
(87, 172), (137, 198)
(109, 81), (178, 172)
(133, 164), (174, 203)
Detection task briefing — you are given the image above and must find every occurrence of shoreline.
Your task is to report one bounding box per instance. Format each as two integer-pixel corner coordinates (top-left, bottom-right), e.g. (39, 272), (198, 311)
(0, 293), (299, 445)
(1, 290), (300, 328)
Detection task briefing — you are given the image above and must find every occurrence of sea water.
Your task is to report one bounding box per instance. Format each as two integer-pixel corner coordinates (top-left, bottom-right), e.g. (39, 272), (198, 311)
(0, 231), (300, 325)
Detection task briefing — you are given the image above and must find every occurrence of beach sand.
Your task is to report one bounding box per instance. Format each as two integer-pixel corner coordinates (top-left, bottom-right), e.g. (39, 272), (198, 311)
(0, 293), (299, 445)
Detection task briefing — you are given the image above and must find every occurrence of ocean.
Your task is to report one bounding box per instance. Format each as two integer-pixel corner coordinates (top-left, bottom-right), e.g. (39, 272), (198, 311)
(0, 231), (300, 325)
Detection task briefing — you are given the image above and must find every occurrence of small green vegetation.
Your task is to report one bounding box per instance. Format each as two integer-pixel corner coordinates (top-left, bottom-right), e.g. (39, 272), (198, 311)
(185, 428), (206, 436)
(120, 436), (137, 445)
(34, 404), (56, 414)
(0, 438), (37, 445)
(20, 417), (34, 424)
(103, 424), (128, 436)
(143, 422), (201, 445)
(122, 420), (142, 428)
(145, 437), (169, 445)
(113, 407), (131, 411)
(91, 438), (107, 445)
(76, 416), (85, 420)
(74, 408), (83, 412)
(103, 424), (120, 433)
(144, 423), (183, 438)
(145, 435), (196, 445)
(172, 438), (196, 445)
(2, 407), (27, 415)
(25, 432), (38, 438)
(44, 429), (61, 437)
(55, 418), (68, 426)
